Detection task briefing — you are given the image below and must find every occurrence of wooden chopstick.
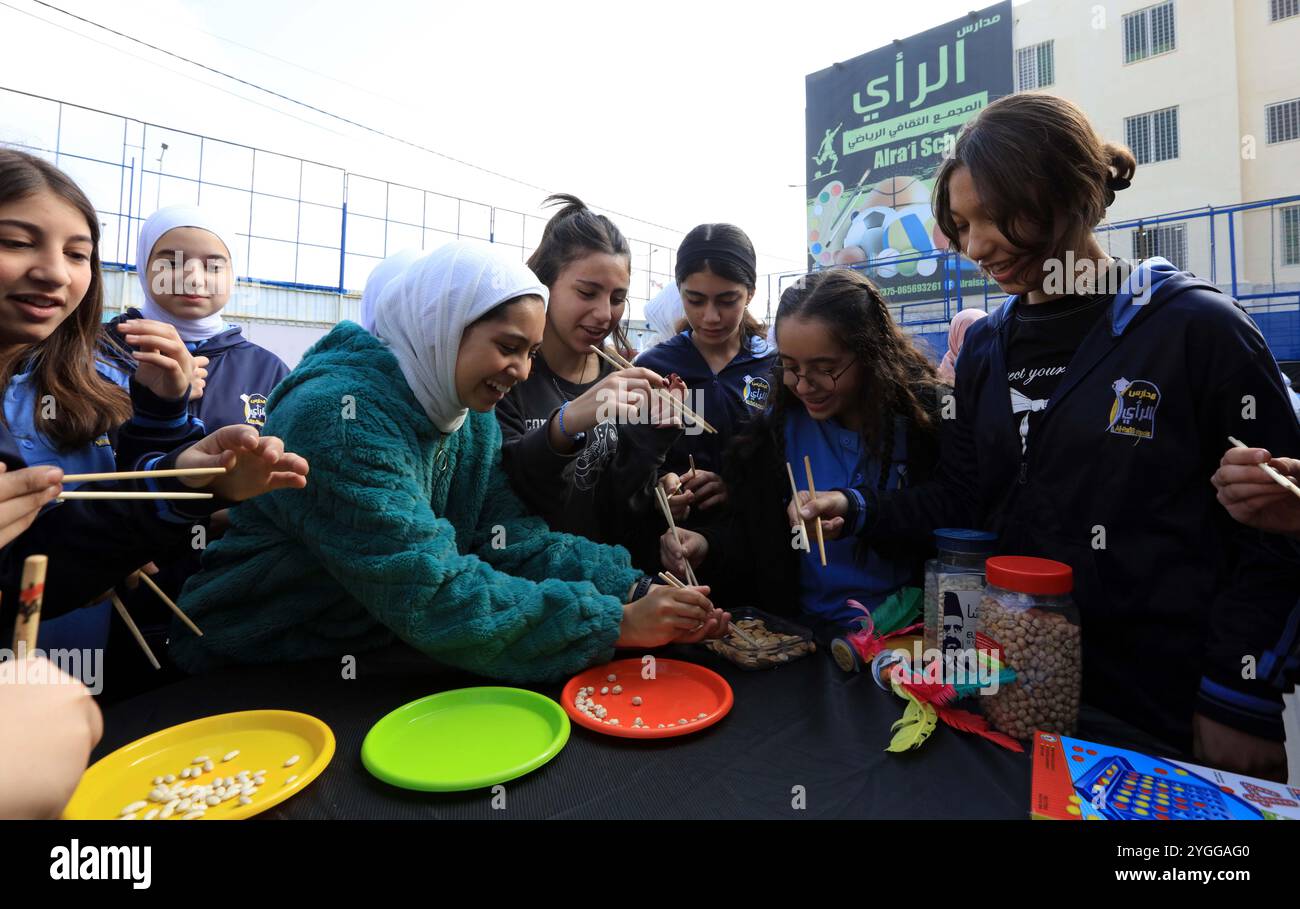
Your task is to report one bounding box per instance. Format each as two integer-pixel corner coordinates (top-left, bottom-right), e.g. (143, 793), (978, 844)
(655, 486), (699, 586)
(134, 571), (203, 637)
(803, 455), (827, 567)
(588, 345), (718, 434)
(1227, 436), (1300, 501)
(658, 571), (759, 647)
(785, 461), (811, 554)
(12, 555), (47, 653)
(60, 466), (227, 483)
(56, 491), (214, 501)
(111, 593), (161, 670)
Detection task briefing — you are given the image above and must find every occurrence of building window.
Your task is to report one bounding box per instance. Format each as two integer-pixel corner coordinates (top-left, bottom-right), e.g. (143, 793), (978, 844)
(1267, 98), (1300, 144)
(1124, 1), (1177, 63)
(1133, 223), (1188, 270)
(1016, 41), (1055, 91)
(1272, 0), (1299, 22)
(1124, 106), (1180, 164)
(1283, 206), (1300, 267)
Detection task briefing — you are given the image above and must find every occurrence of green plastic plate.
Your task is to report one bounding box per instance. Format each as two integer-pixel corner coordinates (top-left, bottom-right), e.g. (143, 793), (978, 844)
(361, 687), (569, 792)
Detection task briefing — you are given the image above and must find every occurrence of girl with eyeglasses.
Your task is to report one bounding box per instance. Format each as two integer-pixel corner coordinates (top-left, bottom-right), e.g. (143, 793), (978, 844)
(660, 267), (942, 628)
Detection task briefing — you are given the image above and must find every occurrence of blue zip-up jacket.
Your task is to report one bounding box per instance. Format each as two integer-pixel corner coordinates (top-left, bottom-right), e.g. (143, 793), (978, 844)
(635, 331), (778, 477)
(860, 259), (1300, 748)
(103, 309), (289, 430)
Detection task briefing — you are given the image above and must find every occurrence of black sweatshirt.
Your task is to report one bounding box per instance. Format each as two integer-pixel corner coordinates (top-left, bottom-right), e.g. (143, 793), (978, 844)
(495, 352), (682, 573)
(860, 259), (1300, 749)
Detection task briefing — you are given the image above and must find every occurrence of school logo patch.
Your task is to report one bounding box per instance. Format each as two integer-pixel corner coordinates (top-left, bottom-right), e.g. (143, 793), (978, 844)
(1106, 378), (1160, 442)
(742, 374), (771, 410)
(240, 393), (269, 427)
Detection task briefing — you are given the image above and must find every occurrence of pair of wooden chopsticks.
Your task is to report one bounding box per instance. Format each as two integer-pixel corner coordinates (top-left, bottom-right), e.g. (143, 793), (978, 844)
(654, 485), (698, 586)
(655, 569), (759, 647)
(55, 466), (225, 502)
(1228, 436), (1300, 501)
(669, 455), (697, 497)
(588, 345), (718, 434)
(111, 568), (205, 671)
(786, 456), (827, 567)
(8, 552), (202, 672)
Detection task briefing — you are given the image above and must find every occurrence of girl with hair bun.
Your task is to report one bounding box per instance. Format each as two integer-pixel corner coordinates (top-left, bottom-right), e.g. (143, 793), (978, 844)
(790, 92), (1300, 780)
(496, 194), (684, 572)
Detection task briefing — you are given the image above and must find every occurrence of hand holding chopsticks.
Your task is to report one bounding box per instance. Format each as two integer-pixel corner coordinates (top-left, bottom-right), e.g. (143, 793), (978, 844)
(588, 346), (717, 433)
(1214, 437), (1300, 536)
(656, 570), (751, 646)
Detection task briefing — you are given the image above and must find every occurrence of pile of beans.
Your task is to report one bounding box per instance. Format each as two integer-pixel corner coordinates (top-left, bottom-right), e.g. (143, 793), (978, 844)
(706, 617), (816, 669)
(979, 595), (1081, 740)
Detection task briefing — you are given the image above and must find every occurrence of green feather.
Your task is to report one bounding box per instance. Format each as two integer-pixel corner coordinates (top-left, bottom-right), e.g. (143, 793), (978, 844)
(869, 587), (923, 636)
(886, 677), (938, 751)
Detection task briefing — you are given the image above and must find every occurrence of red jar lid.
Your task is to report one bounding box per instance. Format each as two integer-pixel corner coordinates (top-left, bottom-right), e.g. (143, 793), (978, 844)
(985, 556), (1073, 595)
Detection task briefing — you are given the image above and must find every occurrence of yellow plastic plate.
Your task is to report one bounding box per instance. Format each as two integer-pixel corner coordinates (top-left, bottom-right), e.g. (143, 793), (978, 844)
(63, 710), (334, 820)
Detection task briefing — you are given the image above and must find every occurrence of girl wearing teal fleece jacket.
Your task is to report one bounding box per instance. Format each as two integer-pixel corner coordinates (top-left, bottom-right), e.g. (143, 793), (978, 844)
(174, 242), (727, 682)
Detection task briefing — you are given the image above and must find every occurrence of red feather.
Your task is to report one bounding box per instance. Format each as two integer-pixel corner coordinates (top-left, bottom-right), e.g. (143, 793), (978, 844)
(934, 704), (1025, 753)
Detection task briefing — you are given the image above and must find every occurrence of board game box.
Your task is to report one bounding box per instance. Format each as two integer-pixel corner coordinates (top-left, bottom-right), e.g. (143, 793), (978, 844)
(1031, 731), (1300, 820)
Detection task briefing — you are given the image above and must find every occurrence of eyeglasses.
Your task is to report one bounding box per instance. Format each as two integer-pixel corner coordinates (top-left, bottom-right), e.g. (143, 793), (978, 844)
(773, 358), (857, 391)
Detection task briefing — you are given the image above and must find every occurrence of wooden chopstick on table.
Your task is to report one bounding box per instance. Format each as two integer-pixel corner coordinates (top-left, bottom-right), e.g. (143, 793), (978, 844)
(1227, 436), (1300, 501)
(588, 345), (718, 434)
(803, 455), (827, 567)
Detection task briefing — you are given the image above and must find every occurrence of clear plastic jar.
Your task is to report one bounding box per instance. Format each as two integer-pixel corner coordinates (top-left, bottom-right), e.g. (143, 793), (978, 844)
(923, 529), (998, 656)
(978, 556), (1081, 740)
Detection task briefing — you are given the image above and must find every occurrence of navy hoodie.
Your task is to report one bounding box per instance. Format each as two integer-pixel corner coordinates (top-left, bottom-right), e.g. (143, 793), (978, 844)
(634, 330), (778, 477)
(103, 308), (289, 430)
(861, 259), (1300, 749)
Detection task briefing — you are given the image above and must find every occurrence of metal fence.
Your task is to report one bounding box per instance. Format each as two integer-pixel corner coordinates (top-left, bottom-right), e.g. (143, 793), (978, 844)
(770, 194), (1300, 360)
(0, 86), (679, 318)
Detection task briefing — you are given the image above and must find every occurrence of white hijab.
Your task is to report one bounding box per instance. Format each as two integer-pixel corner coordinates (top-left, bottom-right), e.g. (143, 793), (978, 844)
(359, 249), (422, 332)
(373, 240), (547, 434)
(135, 204), (236, 342)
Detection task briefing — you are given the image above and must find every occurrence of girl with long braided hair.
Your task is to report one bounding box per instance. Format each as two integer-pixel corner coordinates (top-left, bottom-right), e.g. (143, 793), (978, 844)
(660, 267), (942, 628)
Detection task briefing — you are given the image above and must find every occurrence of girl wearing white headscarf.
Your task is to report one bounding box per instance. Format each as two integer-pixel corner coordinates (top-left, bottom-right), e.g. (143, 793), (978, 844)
(103, 205), (289, 432)
(359, 249), (422, 333)
(173, 240), (728, 681)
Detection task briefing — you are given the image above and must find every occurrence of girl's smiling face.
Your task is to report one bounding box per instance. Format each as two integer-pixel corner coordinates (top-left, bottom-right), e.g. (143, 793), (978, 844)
(455, 295), (546, 411)
(145, 226), (233, 320)
(945, 164), (1038, 296)
(545, 252), (630, 356)
(0, 189), (94, 346)
(777, 313), (862, 425)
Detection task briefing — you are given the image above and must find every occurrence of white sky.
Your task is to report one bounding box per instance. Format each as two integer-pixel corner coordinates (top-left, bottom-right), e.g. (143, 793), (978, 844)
(0, 0), (994, 316)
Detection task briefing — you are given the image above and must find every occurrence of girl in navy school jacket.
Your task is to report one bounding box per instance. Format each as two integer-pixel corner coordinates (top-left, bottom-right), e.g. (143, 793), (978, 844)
(792, 93), (1300, 781)
(635, 223), (778, 526)
(102, 204), (290, 431)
